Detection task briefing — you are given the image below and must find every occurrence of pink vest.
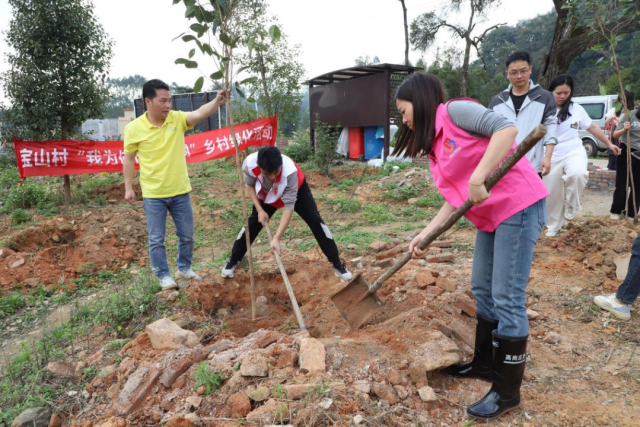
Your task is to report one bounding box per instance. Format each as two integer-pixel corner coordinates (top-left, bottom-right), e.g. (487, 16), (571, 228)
(429, 100), (549, 232)
(246, 153), (304, 209)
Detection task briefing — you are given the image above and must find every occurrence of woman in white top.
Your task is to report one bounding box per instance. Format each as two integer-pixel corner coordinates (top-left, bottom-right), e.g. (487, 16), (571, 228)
(544, 76), (621, 236)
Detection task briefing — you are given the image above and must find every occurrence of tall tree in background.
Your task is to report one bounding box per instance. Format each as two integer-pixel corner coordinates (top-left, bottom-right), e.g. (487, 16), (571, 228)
(398, 0), (409, 66)
(355, 55), (381, 66)
(537, 0), (640, 88)
(234, 0), (305, 136)
(410, 0), (504, 96)
(3, 0), (113, 203)
(105, 75), (146, 118)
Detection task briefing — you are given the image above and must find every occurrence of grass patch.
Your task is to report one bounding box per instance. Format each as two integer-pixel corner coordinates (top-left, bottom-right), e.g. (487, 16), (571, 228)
(363, 204), (397, 225)
(0, 270), (169, 424)
(324, 196), (361, 214)
(330, 178), (358, 192)
(335, 230), (390, 251)
(415, 192), (444, 208)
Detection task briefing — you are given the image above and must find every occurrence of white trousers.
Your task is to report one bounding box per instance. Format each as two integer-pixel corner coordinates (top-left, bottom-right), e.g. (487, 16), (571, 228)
(542, 146), (589, 232)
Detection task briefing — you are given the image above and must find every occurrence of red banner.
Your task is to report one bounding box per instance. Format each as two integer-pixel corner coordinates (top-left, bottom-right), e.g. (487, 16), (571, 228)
(13, 116), (278, 180)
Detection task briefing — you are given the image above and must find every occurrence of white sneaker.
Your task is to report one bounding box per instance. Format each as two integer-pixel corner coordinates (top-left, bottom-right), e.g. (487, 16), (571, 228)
(564, 205), (575, 221)
(545, 229), (558, 237)
(334, 262), (353, 282)
(593, 294), (631, 320)
(160, 276), (178, 290)
(610, 214), (621, 221)
(221, 260), (237, 279)
(176, 268), (202, 280)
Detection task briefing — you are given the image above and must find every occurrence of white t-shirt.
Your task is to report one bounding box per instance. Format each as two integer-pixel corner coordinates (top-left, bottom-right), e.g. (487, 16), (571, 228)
(551, 103), (592, 162)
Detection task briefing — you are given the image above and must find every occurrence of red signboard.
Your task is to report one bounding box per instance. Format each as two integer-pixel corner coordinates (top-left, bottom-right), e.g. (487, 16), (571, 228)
(13, 116), (278, 180)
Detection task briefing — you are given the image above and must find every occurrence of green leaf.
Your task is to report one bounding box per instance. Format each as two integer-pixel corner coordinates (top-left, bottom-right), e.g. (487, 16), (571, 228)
(247, 97), (256, 103)
(182, 35), (197, 43)
(201, 43), (213, 56)
(172, 32), (186, 42)
(193, 76), (204, 94)
(614, 101), (622, 111)
(268, 25), (281, 41)
(221, 57), (231, 63)
(210, 71), (224, 80)
(185, 6), (197, 18)
(599, 84), (607, 96)
(240, 77), (257, 85)
(247, 38), (255, 56)
(188, 48), (196, 59)
(185, 60), (198, 69)
(219, 33), (231, 45)
(202, 9), (215, 23)
(173, 0), (181, 5)
(235, 65), (250, 75)
(591, 44), (603, 52)
(190, 23), (208, 34)
(175, 58), (189, 65)
(236, 86), (246, 98)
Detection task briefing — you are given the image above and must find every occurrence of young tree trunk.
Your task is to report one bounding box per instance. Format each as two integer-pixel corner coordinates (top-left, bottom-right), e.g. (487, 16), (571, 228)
(461, 38), (472, 98)
(257, 50), (274, 117)
(400, 0), (409, 66)
(225, 46), (258, 320)
(61, 121), (71, 204)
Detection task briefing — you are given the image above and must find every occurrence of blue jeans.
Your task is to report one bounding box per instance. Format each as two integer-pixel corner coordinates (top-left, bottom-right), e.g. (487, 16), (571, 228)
(616, 234), (640, 305)
(471, 199), (547, 337)
(143, 192), (195, 279)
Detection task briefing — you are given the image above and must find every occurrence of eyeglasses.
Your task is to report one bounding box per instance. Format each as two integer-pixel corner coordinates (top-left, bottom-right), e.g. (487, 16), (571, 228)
(508, 69), (531, 77)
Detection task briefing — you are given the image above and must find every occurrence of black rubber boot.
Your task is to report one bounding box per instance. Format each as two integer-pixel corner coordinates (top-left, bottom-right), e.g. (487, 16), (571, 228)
(447, 314), (498, 381)
(467, 332), (528, 419)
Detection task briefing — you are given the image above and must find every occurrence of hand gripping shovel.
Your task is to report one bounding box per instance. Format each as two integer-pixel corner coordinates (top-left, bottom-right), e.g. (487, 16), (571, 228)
(331, 125), (548, 330)
(265, 222), (308, 332)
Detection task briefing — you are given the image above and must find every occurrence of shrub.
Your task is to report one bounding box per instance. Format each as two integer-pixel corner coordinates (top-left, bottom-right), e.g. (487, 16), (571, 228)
(4, 182), (58, 212)
(313, 118), (340, 177)
(11, 208), (31, 224)
(193, 362), (224, 395)
(284, 130), (314, 163)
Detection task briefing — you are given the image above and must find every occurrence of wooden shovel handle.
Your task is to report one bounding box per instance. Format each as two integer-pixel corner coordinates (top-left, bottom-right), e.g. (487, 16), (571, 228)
(367, 124), (547, 294)
(265, 222), (308, 331)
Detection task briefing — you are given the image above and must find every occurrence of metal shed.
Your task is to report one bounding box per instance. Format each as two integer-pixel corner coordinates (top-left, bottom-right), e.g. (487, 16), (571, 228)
(306, 63), (422, 160)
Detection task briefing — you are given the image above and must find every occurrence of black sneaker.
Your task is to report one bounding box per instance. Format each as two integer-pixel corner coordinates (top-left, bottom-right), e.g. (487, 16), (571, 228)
(221, 260), (237, 278)
(334, 262), (353, 282)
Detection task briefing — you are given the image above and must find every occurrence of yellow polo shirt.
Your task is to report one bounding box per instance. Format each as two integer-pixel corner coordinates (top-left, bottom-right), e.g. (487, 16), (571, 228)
(124, 110), (194, 198)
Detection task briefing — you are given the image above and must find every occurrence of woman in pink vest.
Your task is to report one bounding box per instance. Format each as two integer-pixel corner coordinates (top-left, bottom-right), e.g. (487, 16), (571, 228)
(394, 73), (549, 419)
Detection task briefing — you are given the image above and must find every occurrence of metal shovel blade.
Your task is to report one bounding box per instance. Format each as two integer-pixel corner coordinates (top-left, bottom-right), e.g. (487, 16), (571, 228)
(330, 273), (384, 330)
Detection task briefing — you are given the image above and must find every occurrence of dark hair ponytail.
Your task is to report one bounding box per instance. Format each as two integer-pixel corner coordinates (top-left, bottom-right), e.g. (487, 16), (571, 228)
(548, 75), (574, 123)
(392, 73), (446, 158)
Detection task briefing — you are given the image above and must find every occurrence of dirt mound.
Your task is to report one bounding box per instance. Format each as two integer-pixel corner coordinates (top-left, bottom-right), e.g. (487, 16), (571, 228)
(538, 218), (636, 281)
(69, 245), (487, 426)
(0, 207), (147, 289)
(91, 181), (143, 204)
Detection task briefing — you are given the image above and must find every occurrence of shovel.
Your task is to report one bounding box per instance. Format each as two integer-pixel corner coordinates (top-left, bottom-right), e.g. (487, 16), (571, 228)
(265, 222), (308, 332)
(331, 125), (548, 330)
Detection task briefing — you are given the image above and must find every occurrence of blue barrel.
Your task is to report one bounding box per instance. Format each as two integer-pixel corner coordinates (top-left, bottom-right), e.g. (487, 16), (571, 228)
(364, 126), (384, 159)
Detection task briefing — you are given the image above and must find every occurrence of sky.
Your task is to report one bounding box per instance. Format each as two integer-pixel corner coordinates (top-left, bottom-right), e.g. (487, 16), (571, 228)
(0, 0), (555, 104)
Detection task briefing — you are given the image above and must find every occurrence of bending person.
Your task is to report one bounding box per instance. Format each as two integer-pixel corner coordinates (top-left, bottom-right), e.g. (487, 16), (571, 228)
(394, 73), (549, 420)
(221, 146), (352, 282)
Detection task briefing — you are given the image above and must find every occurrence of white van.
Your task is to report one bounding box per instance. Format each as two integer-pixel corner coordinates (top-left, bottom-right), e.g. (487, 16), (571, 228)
(572, 95), (618, 157)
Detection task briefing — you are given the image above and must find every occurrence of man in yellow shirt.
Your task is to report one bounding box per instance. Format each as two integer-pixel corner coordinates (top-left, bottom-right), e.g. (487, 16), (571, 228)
(123, 79), (227, 290)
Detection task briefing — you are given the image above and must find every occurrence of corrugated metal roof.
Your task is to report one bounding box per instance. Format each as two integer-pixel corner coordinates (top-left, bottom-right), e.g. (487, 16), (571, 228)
(305, 63), (423, 86)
